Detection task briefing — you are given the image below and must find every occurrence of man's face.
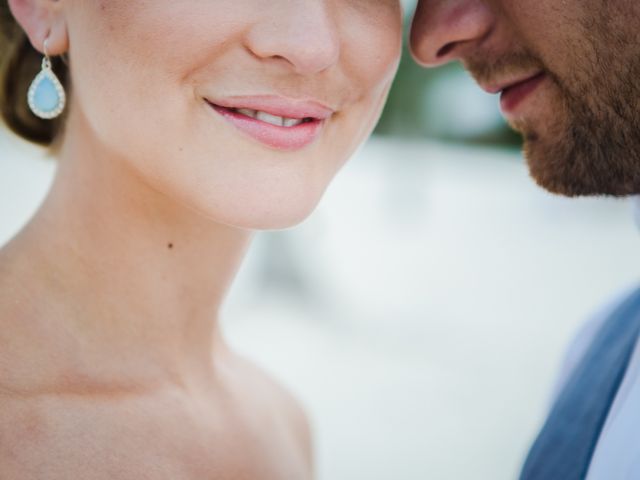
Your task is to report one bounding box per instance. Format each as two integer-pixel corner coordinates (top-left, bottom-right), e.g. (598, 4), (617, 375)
(410, 0), (640, 197)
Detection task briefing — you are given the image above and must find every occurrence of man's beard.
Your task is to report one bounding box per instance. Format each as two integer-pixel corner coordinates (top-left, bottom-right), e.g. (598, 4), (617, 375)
(523, 59), (640, 197)
(466, 17), (640, 197)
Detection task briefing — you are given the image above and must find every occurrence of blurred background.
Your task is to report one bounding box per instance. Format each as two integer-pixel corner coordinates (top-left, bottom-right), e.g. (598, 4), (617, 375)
(2, 2), (640, 479)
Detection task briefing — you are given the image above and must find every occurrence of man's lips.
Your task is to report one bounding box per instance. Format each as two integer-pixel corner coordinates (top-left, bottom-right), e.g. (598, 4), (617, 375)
(479, 71), (547, 115)
(479, 71), (545, 95)
(499, 72), (546, 113)
(204, 96), (334, 151)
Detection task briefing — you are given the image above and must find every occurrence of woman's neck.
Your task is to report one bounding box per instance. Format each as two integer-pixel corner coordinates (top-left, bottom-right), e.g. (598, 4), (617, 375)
(0, 113), (253, 391)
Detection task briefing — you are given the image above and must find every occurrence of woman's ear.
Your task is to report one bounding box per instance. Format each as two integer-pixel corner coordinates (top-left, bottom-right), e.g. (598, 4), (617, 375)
(8, 0), (68, 55)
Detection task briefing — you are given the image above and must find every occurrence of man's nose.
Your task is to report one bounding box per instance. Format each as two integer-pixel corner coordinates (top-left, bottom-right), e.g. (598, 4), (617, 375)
(410, 0), (494, 67)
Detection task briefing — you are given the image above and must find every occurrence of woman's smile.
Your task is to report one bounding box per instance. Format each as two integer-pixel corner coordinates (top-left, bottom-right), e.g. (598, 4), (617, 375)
(205, 95), (335, 151)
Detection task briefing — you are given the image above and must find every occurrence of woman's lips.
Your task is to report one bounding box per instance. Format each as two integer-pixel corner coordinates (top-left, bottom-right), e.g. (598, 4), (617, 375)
(205, 98), (331, 151)
(499, 72), (547, 115)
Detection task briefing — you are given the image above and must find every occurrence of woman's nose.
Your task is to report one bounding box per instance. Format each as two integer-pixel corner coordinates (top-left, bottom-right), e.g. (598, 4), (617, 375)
(245, 1), (340, 76)
(410, 0), (494, 67)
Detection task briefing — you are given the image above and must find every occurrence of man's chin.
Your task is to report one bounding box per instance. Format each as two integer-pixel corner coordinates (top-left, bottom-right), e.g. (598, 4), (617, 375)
(524, 139), (592, 197)
(523, 136), (640, 197)
(505, 122), (571, 195)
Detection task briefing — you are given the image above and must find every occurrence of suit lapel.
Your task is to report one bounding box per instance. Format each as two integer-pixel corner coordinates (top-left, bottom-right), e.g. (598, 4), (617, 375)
(520, 288), (640, 480)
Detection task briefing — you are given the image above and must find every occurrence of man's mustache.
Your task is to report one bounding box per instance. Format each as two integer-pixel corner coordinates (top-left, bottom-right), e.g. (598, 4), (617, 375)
(464, 50), (546, 88)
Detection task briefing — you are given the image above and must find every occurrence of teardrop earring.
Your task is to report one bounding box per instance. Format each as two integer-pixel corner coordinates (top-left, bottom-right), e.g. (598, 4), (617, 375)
(27, 38), (66, 120)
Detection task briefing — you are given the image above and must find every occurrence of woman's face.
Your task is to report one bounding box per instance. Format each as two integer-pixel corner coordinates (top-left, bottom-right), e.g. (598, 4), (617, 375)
(63, 0), (402, 229)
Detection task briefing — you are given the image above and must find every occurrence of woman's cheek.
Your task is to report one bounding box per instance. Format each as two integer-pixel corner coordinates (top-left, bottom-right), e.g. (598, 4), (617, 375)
(343, 9), (403, 94)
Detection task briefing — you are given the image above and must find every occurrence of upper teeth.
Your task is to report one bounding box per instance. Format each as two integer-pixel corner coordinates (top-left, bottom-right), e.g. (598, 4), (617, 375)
(235, 108), (306, 127)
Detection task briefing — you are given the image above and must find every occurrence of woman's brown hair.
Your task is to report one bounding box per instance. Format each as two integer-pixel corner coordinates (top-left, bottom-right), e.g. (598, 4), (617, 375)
(0, 2), (69, 148)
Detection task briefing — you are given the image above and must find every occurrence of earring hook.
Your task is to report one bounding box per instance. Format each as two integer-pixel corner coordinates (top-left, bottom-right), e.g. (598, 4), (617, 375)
(44, 37), (50, 57)
(42, 37), (52, 70)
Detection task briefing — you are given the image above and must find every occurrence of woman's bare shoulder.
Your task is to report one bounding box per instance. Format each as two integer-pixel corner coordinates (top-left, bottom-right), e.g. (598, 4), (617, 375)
(229, 352), (314, 470)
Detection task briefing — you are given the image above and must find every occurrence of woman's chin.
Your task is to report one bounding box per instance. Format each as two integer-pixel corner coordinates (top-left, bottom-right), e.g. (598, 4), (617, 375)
(241, 203), (320, 231)
(191, 196), (323, 232)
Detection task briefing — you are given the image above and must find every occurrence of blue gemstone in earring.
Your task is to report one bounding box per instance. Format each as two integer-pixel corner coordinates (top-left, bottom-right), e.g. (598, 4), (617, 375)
(28, 56), (66, 120)
(33, 75), (59, 111)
